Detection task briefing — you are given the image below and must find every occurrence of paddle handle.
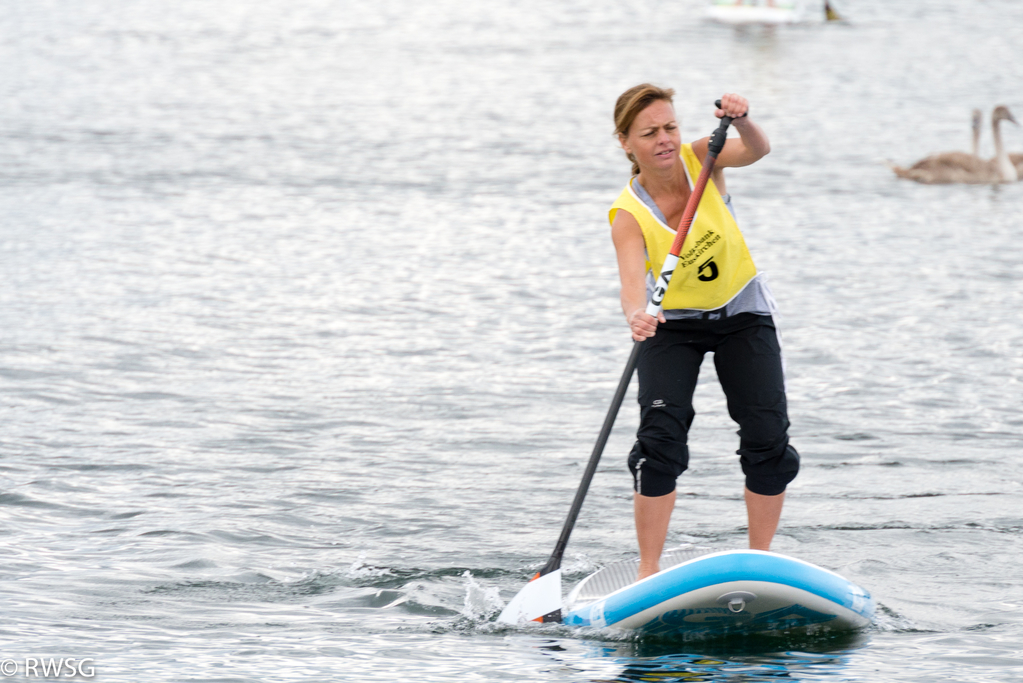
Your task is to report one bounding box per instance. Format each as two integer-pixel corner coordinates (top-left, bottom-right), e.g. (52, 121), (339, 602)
(645, 104), (735, 318)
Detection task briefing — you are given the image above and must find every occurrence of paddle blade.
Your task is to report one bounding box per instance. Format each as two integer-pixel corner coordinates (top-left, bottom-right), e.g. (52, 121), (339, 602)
(496, 569), (562, 624)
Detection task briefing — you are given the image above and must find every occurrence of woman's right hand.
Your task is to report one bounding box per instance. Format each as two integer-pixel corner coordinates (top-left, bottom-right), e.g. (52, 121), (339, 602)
(627, 308), (666, 341)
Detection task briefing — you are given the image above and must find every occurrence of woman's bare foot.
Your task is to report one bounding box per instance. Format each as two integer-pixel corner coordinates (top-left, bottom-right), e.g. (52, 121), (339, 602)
(636, 561), (660, 582)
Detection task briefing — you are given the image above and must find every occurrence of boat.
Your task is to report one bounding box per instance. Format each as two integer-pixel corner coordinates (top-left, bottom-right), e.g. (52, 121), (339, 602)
(704, 0), (822, 25)
(562, 548), (874, 637)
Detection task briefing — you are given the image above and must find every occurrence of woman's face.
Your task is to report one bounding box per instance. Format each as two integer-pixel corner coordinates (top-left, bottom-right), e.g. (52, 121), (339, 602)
(620, 100), (681, 173)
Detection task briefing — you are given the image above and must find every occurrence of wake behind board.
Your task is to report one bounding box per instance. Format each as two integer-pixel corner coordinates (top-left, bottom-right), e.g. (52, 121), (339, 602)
(563, 548), (874, 637)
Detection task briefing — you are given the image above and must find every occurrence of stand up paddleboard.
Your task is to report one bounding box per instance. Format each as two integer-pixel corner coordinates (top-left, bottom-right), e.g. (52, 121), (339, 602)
(562, 548), (874, 637)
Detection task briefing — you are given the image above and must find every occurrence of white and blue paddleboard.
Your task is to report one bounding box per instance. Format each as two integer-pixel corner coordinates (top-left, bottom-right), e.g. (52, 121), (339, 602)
(563, 548), (874, 637)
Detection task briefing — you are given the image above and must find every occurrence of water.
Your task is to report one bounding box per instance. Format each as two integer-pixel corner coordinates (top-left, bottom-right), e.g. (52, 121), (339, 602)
(1, 0), (1022, 680)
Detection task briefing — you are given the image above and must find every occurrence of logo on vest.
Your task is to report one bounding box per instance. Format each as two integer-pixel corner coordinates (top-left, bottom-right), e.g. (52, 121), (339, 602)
(697, 257), (719, 282)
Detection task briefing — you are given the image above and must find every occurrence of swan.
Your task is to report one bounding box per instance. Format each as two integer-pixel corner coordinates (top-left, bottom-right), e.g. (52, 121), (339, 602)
(892, 107), (1018, 184)
(890, 109), (987, 184)
(986, 105), (1019, 182)
(982, 104), (1014, 180)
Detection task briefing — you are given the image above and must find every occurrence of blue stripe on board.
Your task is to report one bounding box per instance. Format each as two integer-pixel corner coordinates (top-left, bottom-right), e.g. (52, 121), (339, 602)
(564, 551), (872, 628)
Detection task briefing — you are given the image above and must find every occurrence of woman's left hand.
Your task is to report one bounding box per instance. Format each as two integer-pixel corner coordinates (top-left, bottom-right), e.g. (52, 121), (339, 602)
(715, 93), (749, 120)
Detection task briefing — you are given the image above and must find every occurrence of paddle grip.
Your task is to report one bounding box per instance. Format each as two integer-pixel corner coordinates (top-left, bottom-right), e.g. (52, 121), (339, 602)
(714, 98), (748, 120)
(709, 99), (746, 156)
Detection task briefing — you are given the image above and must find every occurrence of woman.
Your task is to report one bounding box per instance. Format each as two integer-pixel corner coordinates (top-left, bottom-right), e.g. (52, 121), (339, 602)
(610, 84), (799, 580)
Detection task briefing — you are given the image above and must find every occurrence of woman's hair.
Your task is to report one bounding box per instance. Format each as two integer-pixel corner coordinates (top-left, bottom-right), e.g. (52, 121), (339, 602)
(613, 83), (675, 176)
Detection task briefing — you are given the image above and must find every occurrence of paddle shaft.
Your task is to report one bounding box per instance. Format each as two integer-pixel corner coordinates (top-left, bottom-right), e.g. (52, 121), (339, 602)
(534, 108), (738, 622)
(538, 339), (642, 581)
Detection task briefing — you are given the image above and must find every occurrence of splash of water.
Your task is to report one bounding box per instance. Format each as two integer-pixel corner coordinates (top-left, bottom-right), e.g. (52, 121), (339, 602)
(461, 570), (505, 621)
(346, 554), (394, 581)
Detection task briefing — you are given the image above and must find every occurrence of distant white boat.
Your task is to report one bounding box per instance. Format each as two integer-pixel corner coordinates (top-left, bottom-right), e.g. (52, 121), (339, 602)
(705, 0), (830, 25)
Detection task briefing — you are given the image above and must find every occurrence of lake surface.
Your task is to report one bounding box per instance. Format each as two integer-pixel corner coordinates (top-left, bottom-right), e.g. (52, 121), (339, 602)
(1, 0), (1022, 680)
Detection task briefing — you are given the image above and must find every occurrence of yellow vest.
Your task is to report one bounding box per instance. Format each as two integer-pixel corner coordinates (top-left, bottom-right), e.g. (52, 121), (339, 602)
(609, 143), (758, 311)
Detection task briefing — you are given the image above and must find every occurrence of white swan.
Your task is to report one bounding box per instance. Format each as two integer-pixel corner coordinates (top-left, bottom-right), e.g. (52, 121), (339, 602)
(892, 107), (1018, 184)
(987, 105), (1019, 182)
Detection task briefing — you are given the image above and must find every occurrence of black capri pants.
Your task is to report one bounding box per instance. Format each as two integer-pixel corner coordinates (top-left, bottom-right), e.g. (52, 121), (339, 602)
(628, 312), (799, 497)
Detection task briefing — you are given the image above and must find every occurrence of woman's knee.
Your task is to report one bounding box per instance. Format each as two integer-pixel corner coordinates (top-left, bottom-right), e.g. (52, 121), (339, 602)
(628, 422), (689, 497)
(628, 455), (679, 497)
(741, 443), (800, 495)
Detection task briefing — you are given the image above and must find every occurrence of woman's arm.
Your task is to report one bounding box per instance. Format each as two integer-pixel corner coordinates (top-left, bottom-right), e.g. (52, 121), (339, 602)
(690, 93), (770, 169)
(611, 209), (665, 341)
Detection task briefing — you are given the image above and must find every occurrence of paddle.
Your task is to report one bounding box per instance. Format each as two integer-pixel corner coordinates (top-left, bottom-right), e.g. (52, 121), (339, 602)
(497, 101), (740, 625)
